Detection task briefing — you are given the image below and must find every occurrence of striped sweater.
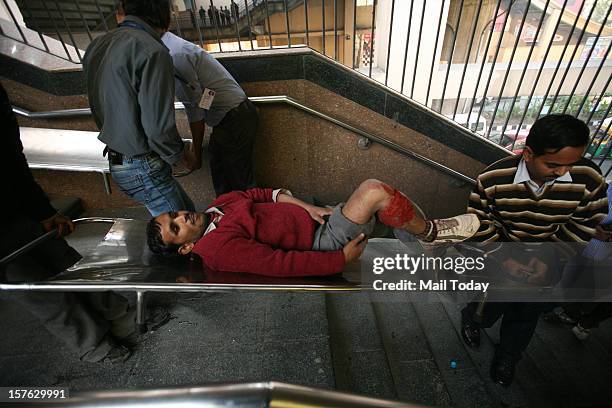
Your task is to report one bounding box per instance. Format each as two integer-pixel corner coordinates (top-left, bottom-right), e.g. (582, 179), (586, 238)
(468, 155), (609, 243)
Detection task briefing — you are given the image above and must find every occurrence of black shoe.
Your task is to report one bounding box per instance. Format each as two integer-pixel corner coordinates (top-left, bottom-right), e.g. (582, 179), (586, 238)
(461, 318), (481, 349)
(99, 344), (132, 364)
(490, 348), (517, 386)
(115, 306), (172, 347)
(80, 335), (131, 364)
(542, 308), (576, 325)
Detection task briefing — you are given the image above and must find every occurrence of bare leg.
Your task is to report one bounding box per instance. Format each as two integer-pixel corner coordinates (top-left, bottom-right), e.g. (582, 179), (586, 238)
(341, 179), (427, 235)
(342, 179), (480, 245)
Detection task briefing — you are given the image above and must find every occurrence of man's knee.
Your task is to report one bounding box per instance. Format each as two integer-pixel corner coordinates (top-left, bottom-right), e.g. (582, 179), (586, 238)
(355, 179), (390, 203)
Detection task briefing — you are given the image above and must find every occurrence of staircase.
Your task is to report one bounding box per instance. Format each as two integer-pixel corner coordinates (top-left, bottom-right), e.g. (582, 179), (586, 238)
(15, 0), (116, 34)
(171, 0), (304, 43)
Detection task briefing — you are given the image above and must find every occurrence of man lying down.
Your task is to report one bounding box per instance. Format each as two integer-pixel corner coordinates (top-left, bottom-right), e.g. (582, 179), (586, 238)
(146, 179), (480, 277)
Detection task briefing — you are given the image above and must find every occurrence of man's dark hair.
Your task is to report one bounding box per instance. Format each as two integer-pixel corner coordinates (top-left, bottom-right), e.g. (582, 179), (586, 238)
(120, 0), (172, 29)
(525, 114), (590, 156)
(146, 218), (179, 256)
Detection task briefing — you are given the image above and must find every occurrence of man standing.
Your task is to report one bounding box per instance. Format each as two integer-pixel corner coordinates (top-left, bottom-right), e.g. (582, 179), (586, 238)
(231, 1), (239, 21)
(461, 115), (609, 386)
(207, 5), (214, 27)
(199, 5), (206, 26)
(161, 31), (258, 197)
(84, 0), (195, 216)
(0, 82), (139, 363)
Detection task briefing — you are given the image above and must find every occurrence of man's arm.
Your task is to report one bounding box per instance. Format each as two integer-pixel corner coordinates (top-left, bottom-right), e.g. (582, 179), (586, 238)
(138, 50), (184, 165)
(1, 84), (74, 236)
(467, 177), (500, 242)
(202, 237), (346, 277)
(171, 49), (207, 170)
(558, 171), (608, 242)
(185, 119), (205, 170)
(277, 191), (332, 224)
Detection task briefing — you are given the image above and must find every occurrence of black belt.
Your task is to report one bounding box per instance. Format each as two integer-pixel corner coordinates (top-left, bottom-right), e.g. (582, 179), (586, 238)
(107, 148), (124, 165)
(103, 147), (151, 165)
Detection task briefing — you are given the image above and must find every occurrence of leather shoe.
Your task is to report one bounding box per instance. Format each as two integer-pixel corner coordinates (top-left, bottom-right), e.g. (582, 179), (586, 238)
(100, 343), (132, 364)
(542, 308), (576, 325)
(461, 318), (481, 349)
(490, 348), (517, 386)
(114, 306), (171, 347)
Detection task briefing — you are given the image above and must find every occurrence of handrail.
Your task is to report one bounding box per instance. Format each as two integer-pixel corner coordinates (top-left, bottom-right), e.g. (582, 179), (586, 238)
(36, 381), (424, 407)
(13, 96), (477, 185)
(0, 218), (116, 267)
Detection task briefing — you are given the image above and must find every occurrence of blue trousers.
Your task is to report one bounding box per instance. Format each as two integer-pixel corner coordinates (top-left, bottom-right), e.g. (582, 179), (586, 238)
(110, 153), (195, 216)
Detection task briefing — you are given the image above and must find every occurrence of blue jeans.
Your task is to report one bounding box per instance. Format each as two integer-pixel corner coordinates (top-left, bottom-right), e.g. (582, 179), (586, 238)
(110, 153), (195, 216)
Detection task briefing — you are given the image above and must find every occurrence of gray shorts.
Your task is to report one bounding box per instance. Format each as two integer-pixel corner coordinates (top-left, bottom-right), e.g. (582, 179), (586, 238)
(312, 204), (376, 251)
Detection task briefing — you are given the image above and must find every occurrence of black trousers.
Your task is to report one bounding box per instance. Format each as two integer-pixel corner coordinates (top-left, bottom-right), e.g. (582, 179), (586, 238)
(208, 99), (258, 197)
(462, 301), (553, 357)
(1, 216), (129, 361)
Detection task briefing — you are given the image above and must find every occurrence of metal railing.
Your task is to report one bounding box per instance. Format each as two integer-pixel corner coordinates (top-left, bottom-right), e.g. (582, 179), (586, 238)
(18, 382), (426, 407)
(1, 0), (611, 176)
(12, 95), (477, 185)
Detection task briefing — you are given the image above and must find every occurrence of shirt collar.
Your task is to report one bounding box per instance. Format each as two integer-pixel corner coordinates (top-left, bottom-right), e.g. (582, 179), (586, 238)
(513, 157), (573, 186)
(122, 16), (164, 44)
(201, 207), (224, 237)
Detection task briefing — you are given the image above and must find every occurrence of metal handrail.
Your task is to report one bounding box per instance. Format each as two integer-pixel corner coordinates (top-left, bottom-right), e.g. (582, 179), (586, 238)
(42, 381), (425, 407)
(3, 0), (610, 146)
(0, 217), (115, 267)
(13, 96), (476, 185)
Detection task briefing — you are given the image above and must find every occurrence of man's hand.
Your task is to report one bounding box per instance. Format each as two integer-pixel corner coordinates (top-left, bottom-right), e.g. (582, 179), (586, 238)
(502, 257), (550, 284)
(41, 213), (74, 237)
(525, 257), (549, 285)
(181, 146), (201, 171)
(306, 205), (333, 224)
(343, 233), (368, 263)
(594, 225), (612, 242)
(502, 257), (534, 283)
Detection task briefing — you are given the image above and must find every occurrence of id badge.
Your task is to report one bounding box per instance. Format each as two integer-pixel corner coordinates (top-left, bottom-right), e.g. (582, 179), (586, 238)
(199, 88), (215, 109)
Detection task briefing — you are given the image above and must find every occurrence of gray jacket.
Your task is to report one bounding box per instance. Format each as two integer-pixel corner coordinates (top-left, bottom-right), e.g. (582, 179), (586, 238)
(83, 16), (183, 165)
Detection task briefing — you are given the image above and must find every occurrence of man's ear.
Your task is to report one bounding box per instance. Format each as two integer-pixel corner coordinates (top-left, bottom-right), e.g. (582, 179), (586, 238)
(178, 242), (195, 255)
(523, 146), (534, 162)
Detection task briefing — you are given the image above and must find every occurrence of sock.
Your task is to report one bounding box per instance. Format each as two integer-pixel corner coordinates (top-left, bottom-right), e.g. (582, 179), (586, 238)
(415, 220), (437, 242)
(377, 185), (416, 227)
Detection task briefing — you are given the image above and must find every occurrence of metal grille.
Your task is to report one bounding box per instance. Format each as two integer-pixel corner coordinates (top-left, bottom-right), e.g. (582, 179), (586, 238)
(1, 0), (611, 176)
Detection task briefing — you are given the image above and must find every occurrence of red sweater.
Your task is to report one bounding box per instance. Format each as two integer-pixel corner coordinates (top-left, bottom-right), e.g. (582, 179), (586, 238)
(192, 188), (346, 277)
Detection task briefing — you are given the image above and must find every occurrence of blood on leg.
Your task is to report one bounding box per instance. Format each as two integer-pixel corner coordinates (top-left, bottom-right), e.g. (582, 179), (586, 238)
(377, 184), (415, 227)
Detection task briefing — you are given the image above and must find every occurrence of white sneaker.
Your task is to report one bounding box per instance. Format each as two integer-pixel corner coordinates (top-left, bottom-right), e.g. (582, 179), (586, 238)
(572, 324), (591, 341)
(422, 214), (481, 246)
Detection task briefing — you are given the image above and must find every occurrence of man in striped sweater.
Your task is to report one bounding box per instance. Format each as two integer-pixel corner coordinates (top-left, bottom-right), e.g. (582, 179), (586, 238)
(461, 114), (609, 386)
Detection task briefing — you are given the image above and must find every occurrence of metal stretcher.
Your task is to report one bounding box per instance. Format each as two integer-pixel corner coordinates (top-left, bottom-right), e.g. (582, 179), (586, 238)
(0, 218), (369, 331)
(1, 217), (577, 334)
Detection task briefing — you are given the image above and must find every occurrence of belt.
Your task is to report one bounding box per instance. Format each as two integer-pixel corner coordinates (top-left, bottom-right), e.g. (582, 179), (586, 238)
(104, 147), (153, 165)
